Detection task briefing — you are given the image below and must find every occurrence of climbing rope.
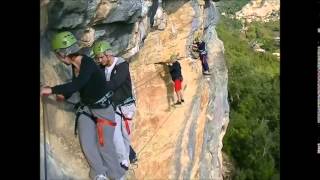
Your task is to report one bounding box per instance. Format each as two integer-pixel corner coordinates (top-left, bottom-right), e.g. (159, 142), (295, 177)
(133, 57), (188, 91)
(131, 58), (190, 159)
(41, 96), (50, 180)
(133, 68), (166, 90)
(136, 107), (176, 159)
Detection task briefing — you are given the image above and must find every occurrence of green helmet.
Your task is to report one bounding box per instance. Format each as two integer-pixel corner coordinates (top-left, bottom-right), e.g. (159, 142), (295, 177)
(51, 31), (77, 50)
(92, 41), (111, 56)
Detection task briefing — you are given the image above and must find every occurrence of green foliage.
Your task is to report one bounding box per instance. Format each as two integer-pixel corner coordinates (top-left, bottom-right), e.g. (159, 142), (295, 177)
(245, 21), (280, 52)
(217, 14), (279, 180)
(218, 0), (251, 14)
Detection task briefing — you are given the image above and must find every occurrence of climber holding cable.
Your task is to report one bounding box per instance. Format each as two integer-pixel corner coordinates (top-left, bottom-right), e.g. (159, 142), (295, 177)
(40, 31), (126, 180)
(92, 40), (138, 171)
(192, 37), (211, 75)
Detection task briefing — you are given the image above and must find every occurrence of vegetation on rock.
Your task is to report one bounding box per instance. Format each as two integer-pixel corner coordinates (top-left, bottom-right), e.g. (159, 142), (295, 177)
(217, 1), (279, 179)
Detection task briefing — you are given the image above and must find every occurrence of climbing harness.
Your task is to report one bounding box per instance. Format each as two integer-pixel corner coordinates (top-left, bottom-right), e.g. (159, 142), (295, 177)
(115, 97), (136, 135)
(199, 49), (207, 55)
(89, 91), (114, 109)
(74, 104), (95, 135)
(71, 91), (116, 147)
(73, 104), (116, 147)
(96, 117), (117, 146)
(116, 108), (132, 135)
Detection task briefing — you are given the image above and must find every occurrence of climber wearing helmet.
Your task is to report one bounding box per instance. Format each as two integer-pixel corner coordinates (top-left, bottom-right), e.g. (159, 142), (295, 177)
(93, 40), (138, 171)
(192, 37), (211, 75)
(40, 32), (126, 180)
(167, 54), (184, 105)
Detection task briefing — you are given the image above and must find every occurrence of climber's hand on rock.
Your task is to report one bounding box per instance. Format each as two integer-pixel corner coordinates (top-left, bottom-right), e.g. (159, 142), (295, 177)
(56, 94), (65, 102)
(40, 86), (52, 96)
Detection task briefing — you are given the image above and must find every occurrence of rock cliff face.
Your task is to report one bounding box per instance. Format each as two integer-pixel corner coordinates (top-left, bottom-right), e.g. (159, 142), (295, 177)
(40, 0), (229, 179)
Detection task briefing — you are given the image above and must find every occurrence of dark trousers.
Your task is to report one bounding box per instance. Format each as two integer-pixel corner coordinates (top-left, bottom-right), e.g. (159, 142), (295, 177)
(200, 53), (209, 72)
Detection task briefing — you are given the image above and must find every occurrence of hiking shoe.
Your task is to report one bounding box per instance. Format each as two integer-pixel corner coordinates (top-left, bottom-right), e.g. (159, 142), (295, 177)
(129, 146), (137, 163)
(181, 99), (185, 103)
(174, 101), (182, 105)
(120, 162), (129, 171)
(94, 174), (108, 180)
(203, 71), (211, 75)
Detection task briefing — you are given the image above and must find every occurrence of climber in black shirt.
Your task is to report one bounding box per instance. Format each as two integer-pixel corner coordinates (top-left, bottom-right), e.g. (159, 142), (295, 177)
(40, 31), (126, 180)
(192, 37), (211, 75)
(51, 55), (108, 104)
(167, 54), (184, 105)
(93, 40), (138, 170)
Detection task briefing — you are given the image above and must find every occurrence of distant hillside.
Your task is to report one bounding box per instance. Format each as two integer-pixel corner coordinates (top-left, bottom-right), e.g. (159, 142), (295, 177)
(216, 0), (280, 179)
